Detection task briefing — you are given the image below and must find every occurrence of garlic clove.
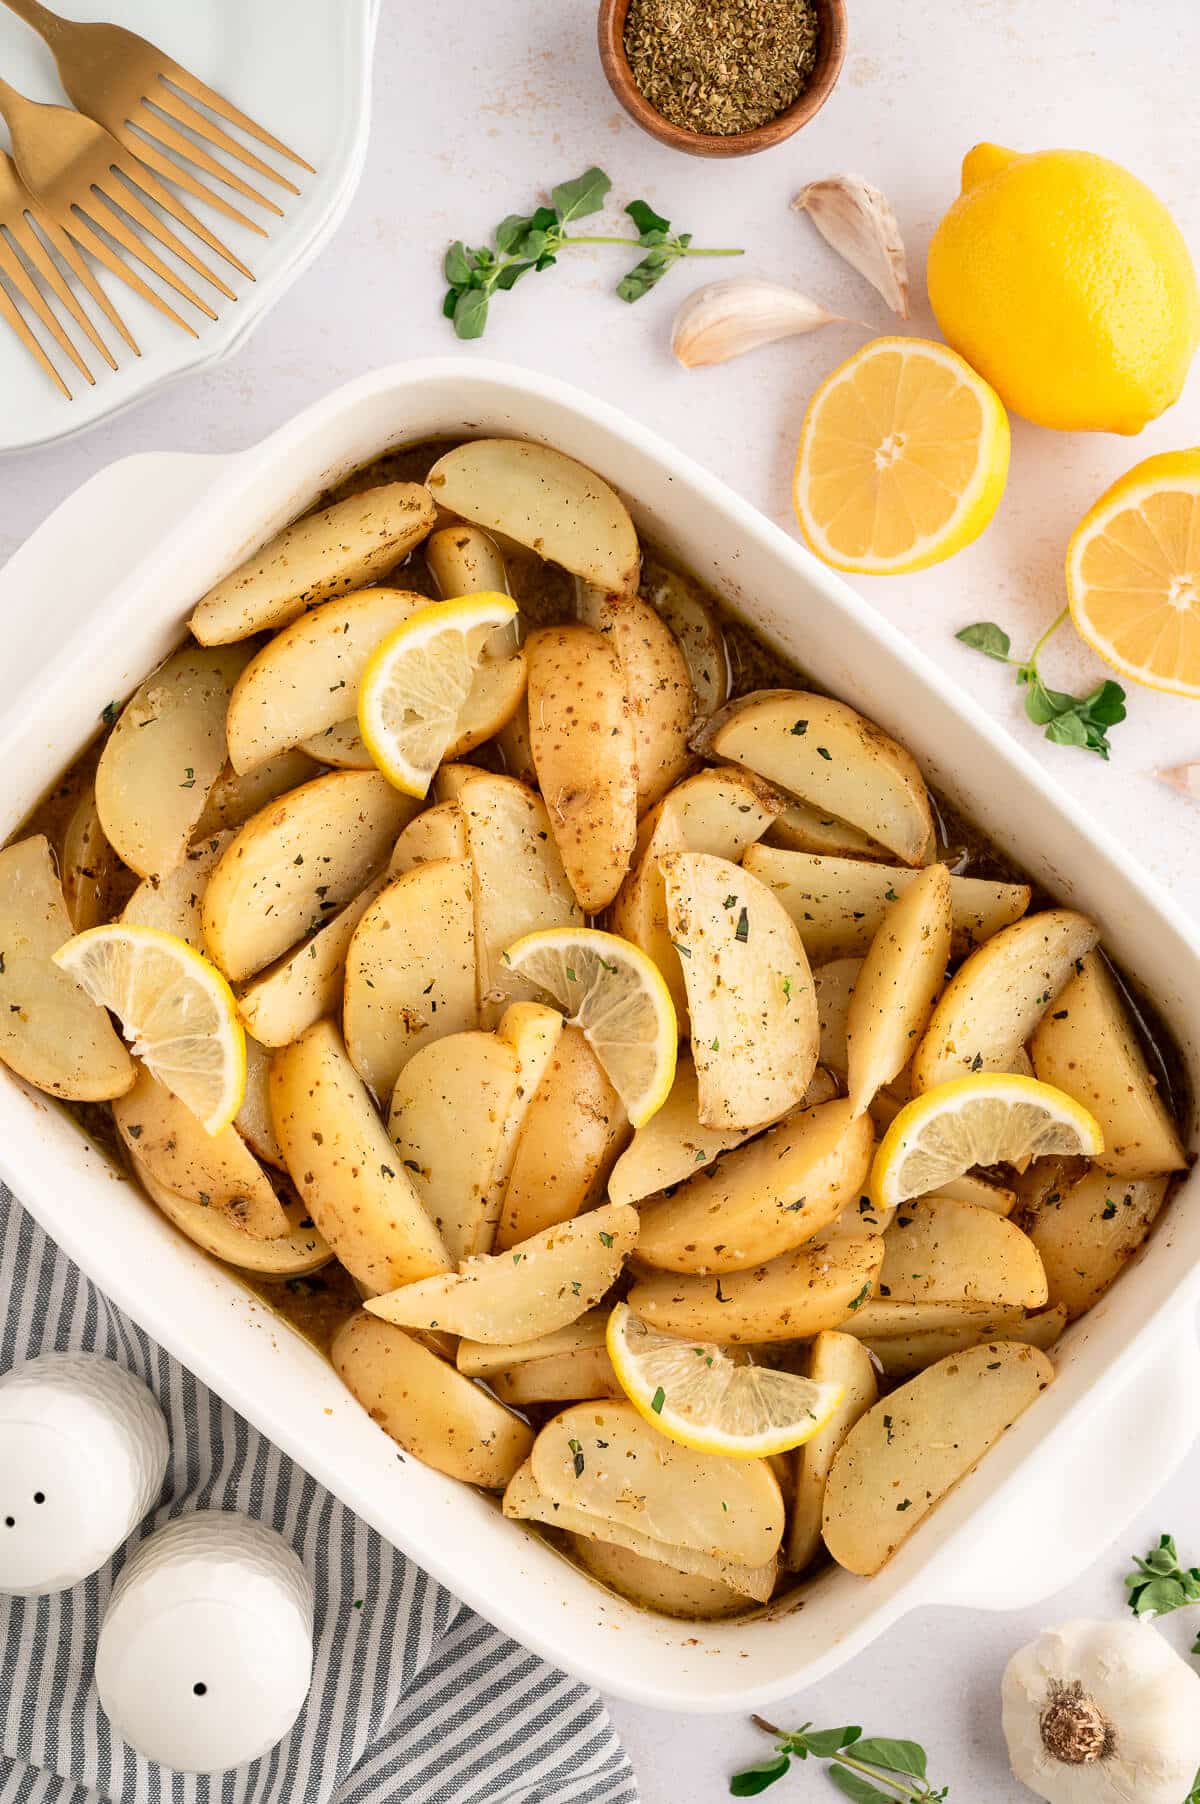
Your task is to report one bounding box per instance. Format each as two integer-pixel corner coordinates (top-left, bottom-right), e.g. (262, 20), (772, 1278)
(1156, 762), (1200, 798)
(672, 279), (849, 369)
(793, 175), (911, 319)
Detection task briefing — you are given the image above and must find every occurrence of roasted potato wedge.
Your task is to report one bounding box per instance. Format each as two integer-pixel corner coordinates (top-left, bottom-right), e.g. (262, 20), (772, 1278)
(576, 583), (693, 811)
(131, 1155), (331, 1276)
(236, 873), (387, 1049)
(527, 624), (638, 913)
(879, 1197), (1048, 1309)
(842, 1296), (1027, 1337)
(1031, 953), (1187, 1177)
(270, 1019), (449, 1293)
(661, 851), (818, 1131)
(495, 1025), (627, 1249)
(343, 858), (477, 1096)
(569, 1534), (751, 1618)
(1028, 1167), (1171, 1320)
(930, 1172), (1017, 1213)
(298, 718), (375, 768)
(426, 440), (639, 597)
(627, 1233), (883, 1342)
(862, 1302), (1067, 1380)
(234, 1035), (285, 1168)
(639, 557), (729, 720)
(709, 691), (934, 867)
(194, 749), (318, 837)
(426, 523), (511, 599)
(846, 864), (952, 1115)
(741, 847), (1030, 964)
(122, 830), (231, 948)
(388, 801), (469, 873)
(635, 1098), (874, 1273)
(492, 1345), (621, 1405)
(815, 958), (860, 1073)
(494, 698), (537, 788)
(202, 770), (416, 982)
(60, 785), (116, 931)
(787, 1331), (878, 1572)
(364, 1202), (637, 1343)
(912, 909), (1101, 1092)
(823, 1342), (1054, 1575)
(456, 1308), (608, 1378)
(113, 1067), (288, 1238)
(333, 1310), (532, 1488)
(0, 835), (133, 1102)
(95, 643), (250, 882)
(765, 799), (886, 859)
(190, 481), (436, 644)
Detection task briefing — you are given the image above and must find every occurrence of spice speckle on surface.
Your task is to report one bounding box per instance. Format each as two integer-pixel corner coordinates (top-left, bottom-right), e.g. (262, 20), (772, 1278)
(623, 0), (820, 137)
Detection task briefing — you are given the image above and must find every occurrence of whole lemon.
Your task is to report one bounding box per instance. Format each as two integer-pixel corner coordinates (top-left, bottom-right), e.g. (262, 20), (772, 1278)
(928, 144), (1200, 434)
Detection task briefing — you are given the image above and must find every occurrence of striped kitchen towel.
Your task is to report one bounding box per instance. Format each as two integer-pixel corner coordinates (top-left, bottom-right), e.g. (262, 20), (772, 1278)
(0, 1189), (640, 1804)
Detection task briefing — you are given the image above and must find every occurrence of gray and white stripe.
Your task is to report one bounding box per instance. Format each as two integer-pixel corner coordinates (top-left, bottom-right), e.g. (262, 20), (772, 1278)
(0, 1188), (639, 1804)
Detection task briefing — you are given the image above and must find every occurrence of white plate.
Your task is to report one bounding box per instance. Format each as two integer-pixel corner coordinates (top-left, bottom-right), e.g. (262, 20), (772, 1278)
(0, 0), (378, 453)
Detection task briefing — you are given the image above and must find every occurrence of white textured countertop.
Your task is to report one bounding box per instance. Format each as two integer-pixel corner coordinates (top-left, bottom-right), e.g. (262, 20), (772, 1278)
(2, 0), (1199, 1796)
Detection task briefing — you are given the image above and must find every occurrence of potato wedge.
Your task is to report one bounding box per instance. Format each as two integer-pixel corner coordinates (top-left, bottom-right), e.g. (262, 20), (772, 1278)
(816, 1195), (896, 1240)
(131, 1155), (331, 1276)
(426, 440), (639, 597)
(841, 1296), (1027, 1337)
(333, 1310), (532, 1488)
(527, 624), (638, 913)
(815, 958), (860, 1073)
(787, 1332), (878, 1572)
(236, 873), (387, 1049)
(0, 836), (133, 1102)
(878, 1197), (1048, 1309)
(639, 557), (729, 720)
(387, 801), (468, 874)
(194, 749), (319, 837)
(387, 1028), (520, 1263)
(492, 1345), (621, 1405)
(823, 1342), (1054, 1575)
(530, 1401), (783, 1566)
(741, 847), (1030, 964)
(270, 1019), (449, 1293)
(456, 1309), (609, 1378)
(494, 698), (537, 788)
(426, 522), (511, 598)
(364, 1202), (637, 1343)
(661, 851), (818, 1131)
(113, 1067), (289, 1238)
(1028, 1167), (1171, 1320)
(846, 865), (952, 1115)
(122, 830), (232, 948)
(569, 1534), (751, 1619)
(710, 691), (933, 867)
(627, 1233), (883, 1343)
(929, 1173), (1016, 1214)
(635, 1099), (874, 1274)
(494, 1025), (627, 1248)
(765, 799), (886, 859)
(448, 769), (581, 1026)
(60, 785), (116, 931)
(95, 644), (250, 882)
(300, 652), (527, 770)
(234, 1035), (285, 1168)
(862, 1302), (1068, 1380)
(912, 909), (1101, 1092)
(190, 481), (437, 644)
(611, 767), (784, 1017)
(343, 859), (477, 1096)
(577, 584), (693, 811)
(1030, 953), (1187, 1177)
(202, 770), (416, 982)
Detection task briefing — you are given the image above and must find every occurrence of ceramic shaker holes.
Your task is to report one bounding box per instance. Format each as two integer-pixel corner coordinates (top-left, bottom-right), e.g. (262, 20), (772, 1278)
(0, 1352), (168, 1596)
(95, 1512), (314, 1773)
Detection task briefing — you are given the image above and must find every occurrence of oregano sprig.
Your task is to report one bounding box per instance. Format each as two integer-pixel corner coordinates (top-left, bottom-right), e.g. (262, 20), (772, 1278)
(441, 167), (742, 338)
(730, 1716), (948, 1801)
(955, 608), (1126, 759)
(1124, 1533), (1200, 1651)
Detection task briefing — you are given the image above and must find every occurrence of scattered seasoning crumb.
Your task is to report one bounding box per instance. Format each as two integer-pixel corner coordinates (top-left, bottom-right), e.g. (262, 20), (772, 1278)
(623, 0), (820, 138)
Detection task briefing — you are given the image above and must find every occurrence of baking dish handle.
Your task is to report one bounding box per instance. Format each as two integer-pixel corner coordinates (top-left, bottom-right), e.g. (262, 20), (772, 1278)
(922, 1319), (1200, 1613)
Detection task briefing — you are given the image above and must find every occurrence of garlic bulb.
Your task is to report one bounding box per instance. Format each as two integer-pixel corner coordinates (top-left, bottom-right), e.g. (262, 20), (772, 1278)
(793, 175), (910, 319)
(672, 279), (847, 369)
(1002, 1618), (1200, 1804)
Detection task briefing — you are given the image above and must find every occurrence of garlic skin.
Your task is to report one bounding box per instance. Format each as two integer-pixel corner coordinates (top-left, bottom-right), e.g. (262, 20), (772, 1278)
(793, 175), (910, 319)
(1002, 1618), (1200, 1804)
(672, 279), (847, 369)
(1156, 762), (1200, 798)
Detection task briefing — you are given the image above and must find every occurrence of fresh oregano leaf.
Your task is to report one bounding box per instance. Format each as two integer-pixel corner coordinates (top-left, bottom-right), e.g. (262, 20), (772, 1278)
(494, 261), (536, 291)
(443, 241), (474, 286)
(955, 621), (1011, 661)
(494, 214), (533, 255)
(552, 165), (612, 221)
(627, 197), (671, 239)
(956, 611), (1126, 758)
(442, 287), (462, 319)
(729, 1753), (791, 1796)
(452, 288), (490, 340)
(798, 1727), (861, 1758)
(851, 1738), (928, 1779)
(826, 1765), (896, 1804)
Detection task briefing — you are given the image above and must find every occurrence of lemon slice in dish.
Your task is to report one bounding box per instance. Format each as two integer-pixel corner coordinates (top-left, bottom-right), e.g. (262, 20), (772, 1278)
(53, 924), (245, 1134)
(358, 593), (518, 797)
(502, 927), (676, 1128)
(606, 1303), (844, 1458)
(871, 1072), (1103, 1212)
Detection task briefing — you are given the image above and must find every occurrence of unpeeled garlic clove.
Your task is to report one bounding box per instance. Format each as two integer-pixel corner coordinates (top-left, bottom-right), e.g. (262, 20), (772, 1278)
(1156, 763), (1200, 798)
(793, 175), (910, 319)
(672, 279), (847, 369)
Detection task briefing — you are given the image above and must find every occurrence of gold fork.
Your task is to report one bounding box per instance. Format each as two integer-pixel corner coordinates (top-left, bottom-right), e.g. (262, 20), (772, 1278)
(0, 0), (313, 230)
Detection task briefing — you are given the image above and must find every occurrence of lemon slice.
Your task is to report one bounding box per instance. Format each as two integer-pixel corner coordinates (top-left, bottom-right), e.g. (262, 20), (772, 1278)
(871, 1073), (1103, 1212)
(606, 1303), (844, 1458)
(502, 927), (676, 1128)
(793, 335), (1011, 574)
(53, 924), (245, 1134)
(358, 592), (518, 796)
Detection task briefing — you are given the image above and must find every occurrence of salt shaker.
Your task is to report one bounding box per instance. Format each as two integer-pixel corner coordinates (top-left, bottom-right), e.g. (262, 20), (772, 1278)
(0, 1351), (168, 1596)
(96, 1511), (314, 1772)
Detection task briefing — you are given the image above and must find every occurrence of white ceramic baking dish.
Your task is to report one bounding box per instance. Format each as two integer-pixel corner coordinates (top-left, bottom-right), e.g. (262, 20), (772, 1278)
(1, 359), (1198, 1713)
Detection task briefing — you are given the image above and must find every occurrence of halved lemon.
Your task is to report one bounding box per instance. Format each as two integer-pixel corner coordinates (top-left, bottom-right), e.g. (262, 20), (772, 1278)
(793, 335), (1011, 574)
(502, 927), (676, 1129)
(358, 592), (518, 796)
(53, 924), (245, 1134)
(1067, 450), (1200, 697)
(606, 1303), (843, 1458)
(871, 1072), (1103, 1212)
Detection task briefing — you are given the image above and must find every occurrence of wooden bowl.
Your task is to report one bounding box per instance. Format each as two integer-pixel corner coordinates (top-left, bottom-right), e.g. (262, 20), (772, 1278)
(597, 0), (847, 157)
